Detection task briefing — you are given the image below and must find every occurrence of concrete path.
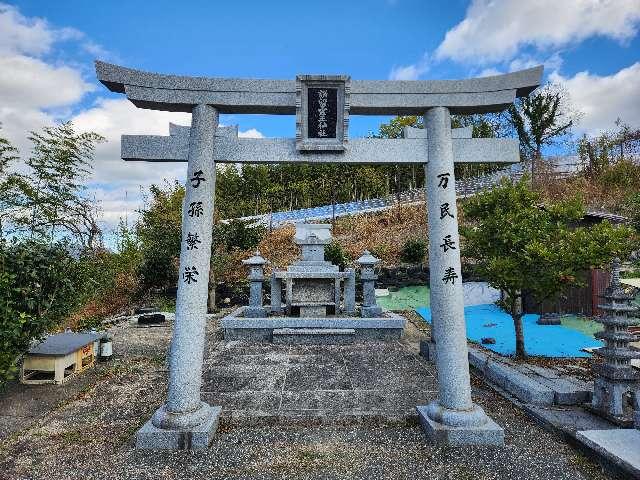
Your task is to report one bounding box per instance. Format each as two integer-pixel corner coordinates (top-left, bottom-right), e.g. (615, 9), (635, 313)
(202, 341), (437, 425)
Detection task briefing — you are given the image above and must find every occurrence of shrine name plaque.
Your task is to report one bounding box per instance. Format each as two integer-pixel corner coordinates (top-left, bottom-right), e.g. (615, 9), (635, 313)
(296, 75), (350, 151)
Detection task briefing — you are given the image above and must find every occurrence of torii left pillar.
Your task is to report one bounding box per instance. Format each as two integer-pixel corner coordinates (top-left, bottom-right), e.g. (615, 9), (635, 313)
(136, 104), (222, 450)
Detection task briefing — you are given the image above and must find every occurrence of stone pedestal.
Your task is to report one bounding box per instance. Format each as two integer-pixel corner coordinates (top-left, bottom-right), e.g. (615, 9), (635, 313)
(417, 106), (503, 446)
(137, 405), (221, 450)
(417, 404), (504, 446)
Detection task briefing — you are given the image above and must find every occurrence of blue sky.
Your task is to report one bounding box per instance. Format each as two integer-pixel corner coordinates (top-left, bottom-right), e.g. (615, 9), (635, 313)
(1, 0), (639, 240)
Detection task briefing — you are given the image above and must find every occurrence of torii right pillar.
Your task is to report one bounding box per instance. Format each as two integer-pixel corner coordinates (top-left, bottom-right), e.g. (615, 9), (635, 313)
(417, 106), (504, 445)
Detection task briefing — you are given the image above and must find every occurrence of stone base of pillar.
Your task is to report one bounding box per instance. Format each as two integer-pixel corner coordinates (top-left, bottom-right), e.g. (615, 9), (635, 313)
(361, 305), (382, 318)
(416, 402), (504, 446)
(136, 403), (221, 450)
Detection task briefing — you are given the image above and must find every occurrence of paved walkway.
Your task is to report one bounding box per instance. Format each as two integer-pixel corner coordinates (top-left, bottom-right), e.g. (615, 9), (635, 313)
(202, 341), (437, 425)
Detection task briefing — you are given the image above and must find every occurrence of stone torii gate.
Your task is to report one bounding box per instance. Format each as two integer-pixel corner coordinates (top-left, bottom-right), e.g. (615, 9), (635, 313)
(95, 61), (542, 449)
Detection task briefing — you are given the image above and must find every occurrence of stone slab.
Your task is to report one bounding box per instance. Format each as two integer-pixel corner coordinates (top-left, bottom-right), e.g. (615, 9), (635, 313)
(416, 406), (504, 446)
(135, 405), (221, 450)
(272, 328), (355, 345)
(532, 375), (592, 405)
(468, 348), (558, 406)
(524, 404), (617, 435)
(576, 429), (640, 479)
(221, 307), (405, 329)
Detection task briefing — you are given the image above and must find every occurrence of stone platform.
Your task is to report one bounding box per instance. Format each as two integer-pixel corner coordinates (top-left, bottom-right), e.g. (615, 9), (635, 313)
(202, 340), (436, 425)
(221, 306), (406, 343)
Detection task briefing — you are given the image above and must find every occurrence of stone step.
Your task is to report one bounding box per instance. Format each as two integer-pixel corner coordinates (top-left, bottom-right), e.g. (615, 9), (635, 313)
(272, 328), (355, 345)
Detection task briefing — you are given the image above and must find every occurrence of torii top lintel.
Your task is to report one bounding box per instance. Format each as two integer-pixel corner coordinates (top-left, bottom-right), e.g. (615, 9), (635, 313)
(95, 61), (543, 116)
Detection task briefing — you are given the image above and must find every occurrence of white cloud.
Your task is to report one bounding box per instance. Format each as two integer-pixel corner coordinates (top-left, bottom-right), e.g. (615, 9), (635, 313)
(238, 128), (264, 138)
(0, 3), (55, 56)
(73, 98), (191, 184)
(389, 52), (430, 80)
(0, 55), (93, 109)
(436, 0), (640, 64)
(477, 67), (503, 77)
(0, 3), (83, 57)
(0, 3), (95, 155)
(550, 62), (640, 135)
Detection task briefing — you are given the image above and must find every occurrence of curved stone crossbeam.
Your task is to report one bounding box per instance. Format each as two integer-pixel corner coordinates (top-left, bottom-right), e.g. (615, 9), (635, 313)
(96, 61), (543, 115)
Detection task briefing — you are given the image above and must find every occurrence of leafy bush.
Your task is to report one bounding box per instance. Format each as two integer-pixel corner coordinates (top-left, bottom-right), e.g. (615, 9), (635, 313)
(325, 241), (349, 270)
(370, 243), (390, 261)
(624, 191), (640, 233)
(400, 237), (427, 264)
(0, 240), (81, 385)
(599, 160), (640, 190)
(213, 220), (266, 251)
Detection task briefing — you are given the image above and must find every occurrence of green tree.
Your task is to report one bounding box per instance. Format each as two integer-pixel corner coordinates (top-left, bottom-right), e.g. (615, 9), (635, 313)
(136, 181), (184, 290)
(578, 119), (640, 176)
(462, 178), (635, 359)
(0, 239), (81, 383)
(0, 127), (19, 237)
(507, 83), (577, 186)
(12, 122), (105, 248)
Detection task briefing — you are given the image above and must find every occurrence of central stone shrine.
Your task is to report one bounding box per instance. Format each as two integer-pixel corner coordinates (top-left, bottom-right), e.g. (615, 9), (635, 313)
(221, 223), (405, 343)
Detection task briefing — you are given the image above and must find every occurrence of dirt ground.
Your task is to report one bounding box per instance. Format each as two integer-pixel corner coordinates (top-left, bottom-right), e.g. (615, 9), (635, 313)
(0, 313), (613, 480)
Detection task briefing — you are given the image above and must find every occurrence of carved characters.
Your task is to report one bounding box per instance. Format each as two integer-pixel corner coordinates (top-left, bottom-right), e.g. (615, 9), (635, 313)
(188, 201), (204, 218)
(183, 266), (199, 284)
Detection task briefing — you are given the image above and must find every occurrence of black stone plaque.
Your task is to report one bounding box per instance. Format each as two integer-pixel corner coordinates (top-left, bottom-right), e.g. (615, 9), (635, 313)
(307, 87), (338, 139)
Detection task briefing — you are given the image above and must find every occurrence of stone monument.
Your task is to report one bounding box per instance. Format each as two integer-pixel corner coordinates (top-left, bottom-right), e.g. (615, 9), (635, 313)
(274, 223), (353, 317)
(223, 223), (399, 342)
(96, 59), (542, 449)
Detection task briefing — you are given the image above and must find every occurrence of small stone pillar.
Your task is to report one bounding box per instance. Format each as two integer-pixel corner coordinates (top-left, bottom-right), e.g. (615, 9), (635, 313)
(270, 274), (282, 314)
(357, 250), (382, 318)
(243, 250), (269, 318)
(344, 268), (356, 314)
(591, 258), (640, 426)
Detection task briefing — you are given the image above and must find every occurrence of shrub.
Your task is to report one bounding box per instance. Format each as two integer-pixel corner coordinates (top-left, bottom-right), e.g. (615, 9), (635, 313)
(623, 191), (640, 233)
(325, 241), (349, 270)
(401, 237), (427, 264)
(213, 220), (266, 251)
(370, 243), (390, 261)
(0, 240), (81, 385)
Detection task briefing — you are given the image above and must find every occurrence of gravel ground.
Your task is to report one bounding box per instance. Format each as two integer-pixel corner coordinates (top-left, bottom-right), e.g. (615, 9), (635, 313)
(0, 313), (613, 480)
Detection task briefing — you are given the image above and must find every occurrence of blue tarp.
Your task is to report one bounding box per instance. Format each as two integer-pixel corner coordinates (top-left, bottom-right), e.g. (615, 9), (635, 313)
(415, 303), (603, 358)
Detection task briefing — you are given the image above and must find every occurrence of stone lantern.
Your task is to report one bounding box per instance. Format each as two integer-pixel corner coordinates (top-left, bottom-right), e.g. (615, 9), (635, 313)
(357, 250), (382, 318)
(243, 250), (269, 318)
(591, 258), (640, 427)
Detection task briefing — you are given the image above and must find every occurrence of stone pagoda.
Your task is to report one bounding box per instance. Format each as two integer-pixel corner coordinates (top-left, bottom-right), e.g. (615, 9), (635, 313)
(591, 259), (640, 427)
